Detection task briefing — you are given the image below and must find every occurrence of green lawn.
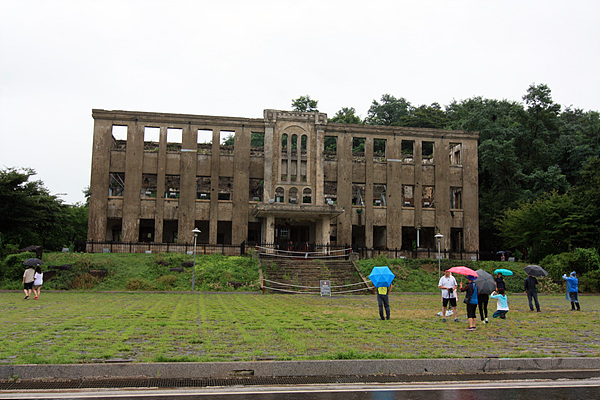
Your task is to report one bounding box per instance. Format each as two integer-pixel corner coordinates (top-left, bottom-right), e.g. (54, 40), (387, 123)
(1, 292), (598, 364)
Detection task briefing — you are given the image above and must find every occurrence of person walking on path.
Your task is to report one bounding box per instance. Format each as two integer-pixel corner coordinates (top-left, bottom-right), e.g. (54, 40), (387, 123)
(377, 284), (392, 320)
(490, 288), (509, 319)
(524, 275), (541, 312)
(459, 275), (478, 331)
(438, 269), (459, 322)
(23, 266), (35, 299)
(478, 292), (489, 324)
(33, 266), (44, 300)
(563, 271), (580, 311)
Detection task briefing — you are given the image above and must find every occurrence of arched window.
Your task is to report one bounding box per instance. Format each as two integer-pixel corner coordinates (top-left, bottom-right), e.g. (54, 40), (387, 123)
(302, 188), (312, 204)
(281, 134), (288, 150)
(291, 134), (298, 153)
(275, 187), (285, 203)
(289, 187), (299, 204)
(301, 135), (307, 151)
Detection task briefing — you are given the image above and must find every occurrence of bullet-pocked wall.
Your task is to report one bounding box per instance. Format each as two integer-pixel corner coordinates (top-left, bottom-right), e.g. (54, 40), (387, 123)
(88, 109), (479, 253)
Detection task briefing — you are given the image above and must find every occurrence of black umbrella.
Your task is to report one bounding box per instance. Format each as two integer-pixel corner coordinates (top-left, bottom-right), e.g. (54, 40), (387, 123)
(23, 258), (44, 267)
(474, 269), (495, 295)
(524, 264), (548, 277)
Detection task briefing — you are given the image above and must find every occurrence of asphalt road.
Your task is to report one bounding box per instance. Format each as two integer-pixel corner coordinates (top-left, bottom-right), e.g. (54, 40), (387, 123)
(2, 378), (600, 400)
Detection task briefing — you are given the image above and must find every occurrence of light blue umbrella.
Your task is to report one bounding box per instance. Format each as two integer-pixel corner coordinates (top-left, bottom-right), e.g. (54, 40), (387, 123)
(494, 268), (513, 276)
(368, 266), (395, 288)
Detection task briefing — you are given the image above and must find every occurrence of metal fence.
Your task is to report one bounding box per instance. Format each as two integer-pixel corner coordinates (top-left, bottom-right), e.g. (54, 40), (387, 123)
(85, 240), (494, 261)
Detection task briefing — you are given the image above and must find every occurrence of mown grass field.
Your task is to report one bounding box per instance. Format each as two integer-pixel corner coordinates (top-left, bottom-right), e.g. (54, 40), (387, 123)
(1, 291), (598, 365)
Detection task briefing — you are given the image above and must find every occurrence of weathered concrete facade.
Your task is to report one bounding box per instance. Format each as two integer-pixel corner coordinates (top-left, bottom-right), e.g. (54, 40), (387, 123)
(88, 109), (479, 253)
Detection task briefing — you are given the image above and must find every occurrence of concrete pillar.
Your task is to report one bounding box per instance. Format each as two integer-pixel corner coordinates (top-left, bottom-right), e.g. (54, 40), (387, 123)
(435, 139), (451, 250)
(264, 214), (275, 244)
(122, 122), (144, 242)
(386, 136), (402, 249)
(178, 125), (197, 243)
(209, 128), (220, 245)
(88, 117), (112, 241)
(232, 126), (250, 244)
(315, 126), (325, 204)
(337, 132), (352, 246)
(154, 127), (167, 242)
(365, 137), (374, 248)
(263, 118), (275, 202)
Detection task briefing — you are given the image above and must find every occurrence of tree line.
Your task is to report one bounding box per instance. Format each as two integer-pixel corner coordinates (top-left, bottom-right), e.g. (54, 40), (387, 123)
(293, 84), (600, 261)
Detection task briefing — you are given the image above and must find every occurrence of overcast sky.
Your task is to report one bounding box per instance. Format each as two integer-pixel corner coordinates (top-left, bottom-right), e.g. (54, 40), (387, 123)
(1, 0), (599, 205)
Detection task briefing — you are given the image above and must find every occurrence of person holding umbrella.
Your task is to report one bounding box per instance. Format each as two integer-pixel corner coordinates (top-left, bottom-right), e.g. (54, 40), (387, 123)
(563, 271), (580, 311)
(368, 266), (395, 321)
(22, 265), (35, 299)
(459, 275), (478, 331)
(438, 269), (459, 323)
(524, 274), (541, 312)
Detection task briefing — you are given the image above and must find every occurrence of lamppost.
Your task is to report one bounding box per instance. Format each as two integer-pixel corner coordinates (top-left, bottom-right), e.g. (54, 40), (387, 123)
(192, 228), (201, 291)
(435, 233), (444, 278)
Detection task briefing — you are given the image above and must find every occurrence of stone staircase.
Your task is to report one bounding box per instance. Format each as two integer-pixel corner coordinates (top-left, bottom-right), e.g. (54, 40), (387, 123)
(259, 258), (371, 294)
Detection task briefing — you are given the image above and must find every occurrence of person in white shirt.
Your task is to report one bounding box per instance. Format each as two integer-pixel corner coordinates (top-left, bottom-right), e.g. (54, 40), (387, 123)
(490, 288), (509, 319)
(438, 269), (458, 322)
(33, 267), (44, 300)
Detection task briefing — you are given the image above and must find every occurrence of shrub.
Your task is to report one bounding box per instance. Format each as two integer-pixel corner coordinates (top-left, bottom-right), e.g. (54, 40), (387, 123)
(72, 273), (100, 290)
(580, 270), (600, 292)
(156, 274), (177, 290)
(0, 252), (36, 281)
(541, 248), (600, 280)
(126, 278), (156, 291)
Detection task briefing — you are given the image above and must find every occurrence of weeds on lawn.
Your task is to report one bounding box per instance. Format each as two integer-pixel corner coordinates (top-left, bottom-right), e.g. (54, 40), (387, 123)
(0, 292), (598, 365)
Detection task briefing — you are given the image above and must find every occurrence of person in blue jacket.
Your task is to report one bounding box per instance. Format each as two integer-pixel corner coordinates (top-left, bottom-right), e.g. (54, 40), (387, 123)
(459, 275), (478, 331)
(563, 271), (580, 311)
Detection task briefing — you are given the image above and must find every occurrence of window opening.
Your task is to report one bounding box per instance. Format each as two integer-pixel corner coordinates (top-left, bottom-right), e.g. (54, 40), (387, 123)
(374, 139), (386, 161)
(352, 137), (365, 154)
(324, 136), (337, 159)
(111, 125), (127, 150)
(249, 178), (263, 201)
(275, 187), (285, 203)
(422, 186), (435, 208)
(373, 184), (386, 206)
(197, 129), (212, 144)
(251, 132), (264, 148)
(220, 130), (235, 145)
(144, 127), (160, 151)
(422, 141), (434, 164)
(141, 174), (157, 198)
(196, 176), (211, 200)
(402, 185), (414, 207)
(302, 188), (312, 204)
(109, 172), (125, 197)
(401, 140), (414, 162)
(449, 143), (462, 165)
(352, 184), (365, 206)
(138, 219), (155, 242)
(289, 187), (299, 204)
(166, 128), (182, 152)
(324, 181), (337, 205)
(301, 135), (307, 153)
(218, 176), (233, 200)
(451, 187), (463, 209)
(165, 175), (180, 198)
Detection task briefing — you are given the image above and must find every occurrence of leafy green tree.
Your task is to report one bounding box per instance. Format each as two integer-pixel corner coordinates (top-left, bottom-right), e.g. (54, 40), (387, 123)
(495, 191), (591, 262)
(330, 107), (362, 124)
(0, 167), (85, 251)
(366, 94), (412, 126)
(400, 103), (449, 129)
(291, 95), (319, 112)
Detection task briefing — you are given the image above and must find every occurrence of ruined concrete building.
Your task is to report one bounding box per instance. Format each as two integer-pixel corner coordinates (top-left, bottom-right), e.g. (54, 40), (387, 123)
(88, 109), (479, 254)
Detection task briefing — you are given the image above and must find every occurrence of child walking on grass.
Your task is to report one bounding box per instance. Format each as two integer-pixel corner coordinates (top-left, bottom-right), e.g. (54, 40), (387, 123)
(490, 288), (509, 319)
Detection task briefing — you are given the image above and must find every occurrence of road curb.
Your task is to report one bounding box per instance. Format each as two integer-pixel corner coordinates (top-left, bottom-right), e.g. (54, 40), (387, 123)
(2, 357), (599, 381)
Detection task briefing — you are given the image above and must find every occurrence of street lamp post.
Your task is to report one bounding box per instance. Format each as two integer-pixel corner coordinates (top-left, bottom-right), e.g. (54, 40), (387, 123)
(435, 233), (444, 278)
(192, 228), (201, 291)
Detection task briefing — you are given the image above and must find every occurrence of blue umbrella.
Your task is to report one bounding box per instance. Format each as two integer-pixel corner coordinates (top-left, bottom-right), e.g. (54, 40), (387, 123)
(494, 268), (513, 276)
(368, 266), (395, 288)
